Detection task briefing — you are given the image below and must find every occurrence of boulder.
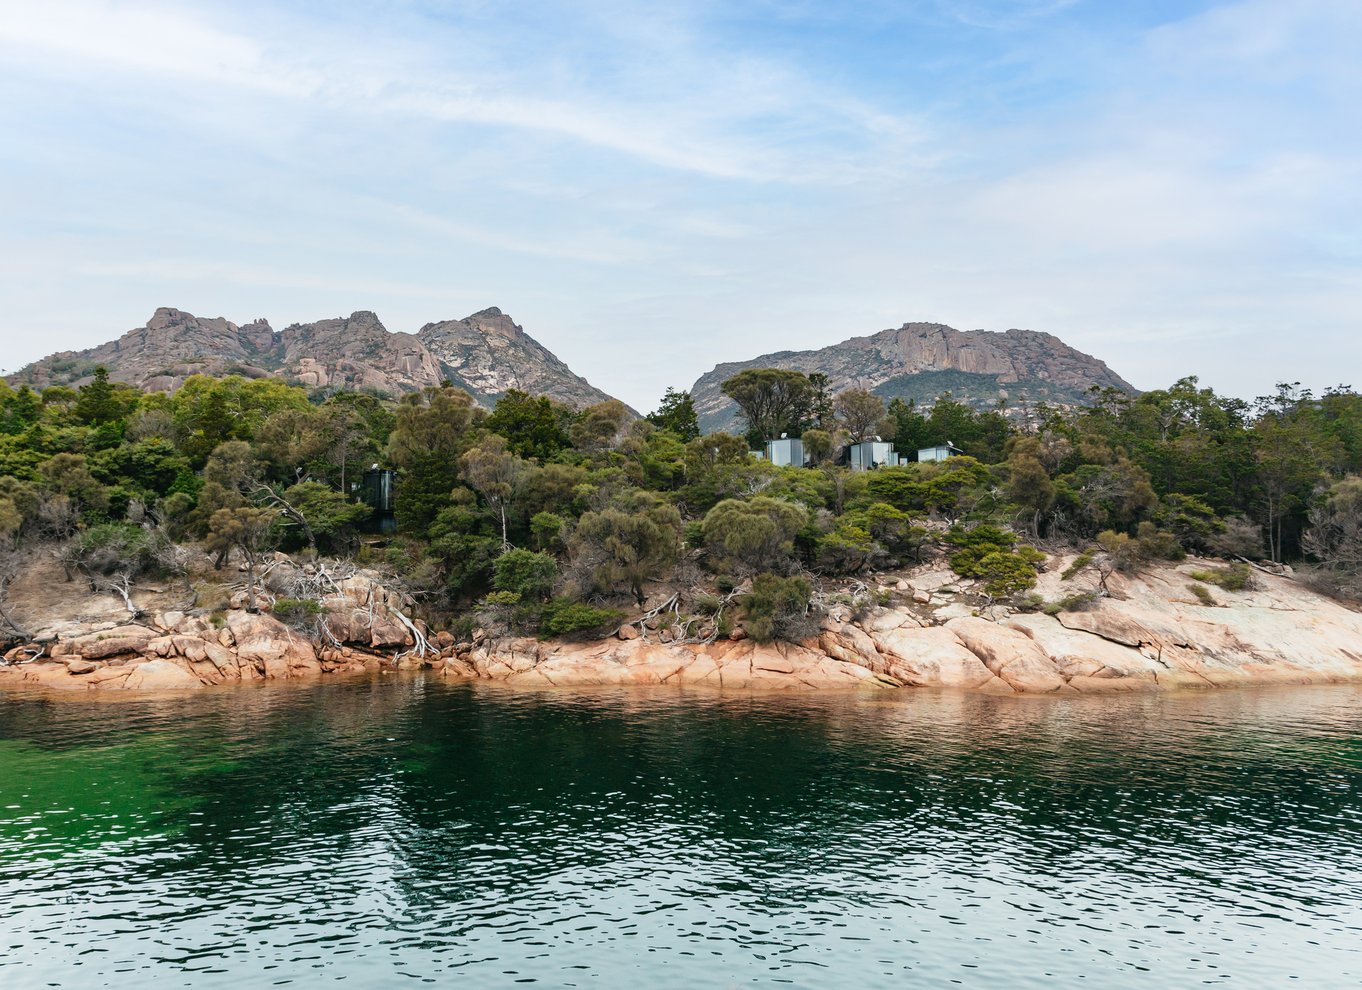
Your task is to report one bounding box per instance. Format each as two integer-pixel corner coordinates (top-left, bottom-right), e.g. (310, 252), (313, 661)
(946, 616), (1070, 693)
(226, 611), (320, 679)
(869, 625), (1002, 690)
(71, 625), (156, 660)
(122, 659), (204, 691)
(819, 622), (889, 675)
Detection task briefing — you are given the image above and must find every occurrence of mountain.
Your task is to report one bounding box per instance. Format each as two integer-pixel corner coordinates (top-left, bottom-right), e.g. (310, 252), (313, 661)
(689, 321), (1136, 434)
(415, 308), (616, 410)
(11, 306), (618, 409)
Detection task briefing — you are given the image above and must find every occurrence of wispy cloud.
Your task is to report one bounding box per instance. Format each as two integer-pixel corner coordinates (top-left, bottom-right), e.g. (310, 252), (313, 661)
(0, 0), (1359, 408)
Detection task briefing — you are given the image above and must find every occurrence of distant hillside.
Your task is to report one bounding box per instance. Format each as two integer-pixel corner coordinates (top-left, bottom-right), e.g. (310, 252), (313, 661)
(690, 321), (1136, 433)
(11, 306), (619, 410)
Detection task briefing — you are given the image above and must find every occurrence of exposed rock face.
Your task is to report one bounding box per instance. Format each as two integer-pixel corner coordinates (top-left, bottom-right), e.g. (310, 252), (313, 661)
(5, 556), (1362, 696)
(690, 321), (1136, 433)
(11, 306), (619, 409)
(435, 557), (1362, 694)
(446, 637), (897, 690)
(275, 311), (445, 396)
(416, 307), (617, 409)
(0, 571), (420, 692)
(12, 308), (282, 393)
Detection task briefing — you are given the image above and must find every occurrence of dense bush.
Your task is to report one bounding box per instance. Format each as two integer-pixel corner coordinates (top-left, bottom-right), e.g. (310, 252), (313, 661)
(273, 597), (324, 629)
(492, 548), (558, 601)
(701, 497), (807, 575)
(67, 522), (173, 578)
(1187, 562), (1254, 592)
(539, 599), (623, 637)
(741, 573), (817, 644)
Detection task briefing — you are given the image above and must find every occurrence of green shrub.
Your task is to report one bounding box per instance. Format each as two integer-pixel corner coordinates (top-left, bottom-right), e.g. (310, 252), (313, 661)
(530, 511), (566, 550)
(741, 573), (816, 644)
(1188, 583), (1217, 606)
(1135, 521), (1185, 561)
(273, 597), (323, 629)
(1188, 562), (1253, 592)
(1062, 549), (1095, 580)
(972, 550), (1039, 598)
(492, 548), (557, 601)
(539, 599), (623, 637)
(445, 615), (477, 642)
(814, 523), (874, 575)
(692, 593), (722, 615)
(1017, 589), (1100, 615)
(701, 497), (807, 575)
(945, 525), (1016, 577)
(69, 522), (172, 578)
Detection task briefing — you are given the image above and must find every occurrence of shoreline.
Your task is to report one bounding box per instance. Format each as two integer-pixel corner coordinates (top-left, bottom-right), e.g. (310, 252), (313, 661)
(4, 554), (1362, 698)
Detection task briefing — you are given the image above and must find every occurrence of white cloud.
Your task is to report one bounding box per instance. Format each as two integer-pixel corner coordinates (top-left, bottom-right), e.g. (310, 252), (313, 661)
(0, 0), (1359, 409)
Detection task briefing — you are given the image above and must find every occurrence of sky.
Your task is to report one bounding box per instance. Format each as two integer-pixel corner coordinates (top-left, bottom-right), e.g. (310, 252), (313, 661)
(1, 0), (1359, 411)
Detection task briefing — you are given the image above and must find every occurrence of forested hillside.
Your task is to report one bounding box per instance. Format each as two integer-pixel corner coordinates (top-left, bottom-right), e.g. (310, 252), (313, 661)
(2, 366), (1361, 652)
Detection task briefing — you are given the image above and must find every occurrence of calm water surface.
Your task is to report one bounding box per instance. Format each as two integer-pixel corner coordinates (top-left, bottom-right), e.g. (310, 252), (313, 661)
(1, 677), (1360, 988)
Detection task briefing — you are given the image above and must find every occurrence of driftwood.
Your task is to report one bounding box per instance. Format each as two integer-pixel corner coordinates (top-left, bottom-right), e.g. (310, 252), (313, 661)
(100, 572), (145, 621)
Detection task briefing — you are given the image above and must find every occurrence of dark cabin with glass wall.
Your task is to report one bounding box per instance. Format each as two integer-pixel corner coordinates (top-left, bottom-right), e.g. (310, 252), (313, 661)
(358, 467), (397, 535)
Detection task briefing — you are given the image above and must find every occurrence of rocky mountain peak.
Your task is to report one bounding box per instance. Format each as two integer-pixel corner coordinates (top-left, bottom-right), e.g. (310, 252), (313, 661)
(416, 309), (616, 409)
(9, 305), (622, 411)
(690, 319), (1135, 433)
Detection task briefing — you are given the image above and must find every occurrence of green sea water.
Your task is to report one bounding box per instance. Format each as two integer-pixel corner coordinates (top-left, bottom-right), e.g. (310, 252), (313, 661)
(1, 678), (1360, 987)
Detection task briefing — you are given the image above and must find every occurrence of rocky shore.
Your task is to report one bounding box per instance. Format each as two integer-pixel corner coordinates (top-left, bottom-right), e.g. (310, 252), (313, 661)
(3, 555), (1362, 695)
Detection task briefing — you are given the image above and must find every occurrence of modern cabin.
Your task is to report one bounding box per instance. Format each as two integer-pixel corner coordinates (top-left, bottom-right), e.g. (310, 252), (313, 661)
(916, 442), (966, 463)
(765, 436), (807, 467)
(358, 467), (397, 535)
(847, 439), (896, 471)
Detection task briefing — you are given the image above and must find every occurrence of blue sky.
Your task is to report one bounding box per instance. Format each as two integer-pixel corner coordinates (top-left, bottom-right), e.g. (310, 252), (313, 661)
(1, 0), (1358, 410)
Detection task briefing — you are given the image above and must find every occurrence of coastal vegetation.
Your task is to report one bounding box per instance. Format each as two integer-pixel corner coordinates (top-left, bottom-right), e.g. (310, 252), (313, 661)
(4, 365), (1362, 653)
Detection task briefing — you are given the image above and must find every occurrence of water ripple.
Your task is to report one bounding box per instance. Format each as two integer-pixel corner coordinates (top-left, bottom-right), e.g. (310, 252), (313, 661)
(1, 680), (1360, 987)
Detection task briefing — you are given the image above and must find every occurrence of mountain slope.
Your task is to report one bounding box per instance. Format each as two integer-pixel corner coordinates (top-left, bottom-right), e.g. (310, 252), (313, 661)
(10, 306), (617, 409)
(416, 307), (617, 409)
(690, 321), (1136, 433)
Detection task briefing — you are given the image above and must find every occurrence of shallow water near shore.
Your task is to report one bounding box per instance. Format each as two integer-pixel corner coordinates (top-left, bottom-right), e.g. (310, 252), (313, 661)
(1, 678), (1360, 988)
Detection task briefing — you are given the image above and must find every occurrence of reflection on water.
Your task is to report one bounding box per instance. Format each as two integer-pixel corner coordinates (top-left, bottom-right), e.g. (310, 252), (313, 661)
(1, 679), (1360, 988)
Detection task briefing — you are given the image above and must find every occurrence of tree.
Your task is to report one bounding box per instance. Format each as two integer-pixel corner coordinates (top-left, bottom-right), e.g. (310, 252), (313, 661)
(645, 387), (700, 442)
(566, 492), (681, 603)
(75, 366), (131, 426)
(487, 389), (573, 461)
(39, 453), (109, 518)
(461, 436), (526, 548)
(834, 388), (887, 443)
(1253, 386), (1332, 563)
(807, 373), (835, 431)
(257, 481), (370, 554)
(1004, 438), (1055, 536)
(205, 506), (278, 612)
(701, 497), (807, 575)
(254, 406), (336, 484)
(387, 386), (486, 535)
(720, 368), (814, 444)
(801, 429), (838, 466)
(1304, 476), (1362, 577)
(0, 501), (27, 640)
(570, 399), (631, 452)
